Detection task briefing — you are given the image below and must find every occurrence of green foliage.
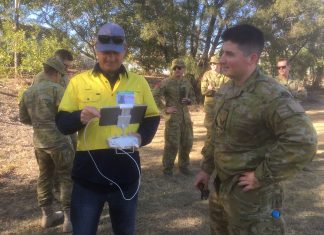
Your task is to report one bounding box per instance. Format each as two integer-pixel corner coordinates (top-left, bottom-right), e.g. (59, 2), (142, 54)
(183, 55), (203, 78)
(250, 0), (323, 84)
(0, 0), (322, 85)
(19, 32), (71, 73)
(0, 21), (72, 79)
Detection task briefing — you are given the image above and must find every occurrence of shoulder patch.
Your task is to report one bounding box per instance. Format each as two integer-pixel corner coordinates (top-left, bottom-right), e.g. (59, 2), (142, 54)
(288, 102), (305, 113)
(276, 102), (305, 119)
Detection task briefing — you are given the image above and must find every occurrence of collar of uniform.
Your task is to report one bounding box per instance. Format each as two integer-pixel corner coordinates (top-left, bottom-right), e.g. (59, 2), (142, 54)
(42, 72), (61, 84)
(240, 67), (264, 93)
(224, 68), (261, 99)
(210, 70), (221, 75)
(277, 74), (293, 82)
(171, 75), (184, 81)
(92, 63), (128, 78)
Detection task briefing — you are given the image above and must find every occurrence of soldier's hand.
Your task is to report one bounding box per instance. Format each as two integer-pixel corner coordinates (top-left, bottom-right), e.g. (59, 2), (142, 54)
(194, 170), (210, 190)
(207, 85), (213, 90)
(297, 87), (305, 92)
(81, 106), (101, 124)
(238, 171), (260, 192)
(165, 106), (177, 114)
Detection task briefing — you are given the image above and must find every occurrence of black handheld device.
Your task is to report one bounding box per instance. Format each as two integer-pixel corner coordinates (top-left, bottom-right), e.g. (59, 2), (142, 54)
(198, 183), (210, 200)
(180, 86), (187, 100)
(99, 105), (147, 126)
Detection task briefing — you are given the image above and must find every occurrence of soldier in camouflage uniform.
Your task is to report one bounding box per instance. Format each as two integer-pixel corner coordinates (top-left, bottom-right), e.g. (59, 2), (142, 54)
(154, 59), (196, 176)
(19, 58), (73, 233)
(201, 55), (229, 128)
(194, 24), (317, 235)
(276, 58), (307, 102)
(33, 49), (77, 150)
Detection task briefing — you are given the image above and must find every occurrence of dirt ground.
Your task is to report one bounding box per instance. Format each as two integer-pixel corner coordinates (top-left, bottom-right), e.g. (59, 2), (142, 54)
(0, 79), (324, 235)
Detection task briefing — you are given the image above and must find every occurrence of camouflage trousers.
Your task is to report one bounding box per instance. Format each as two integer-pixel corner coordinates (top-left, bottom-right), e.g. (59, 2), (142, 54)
(209, 176), (285, 235)
(201, 101), (216, 157)
(162, 119), (193, 174)
(203, 99), (216, 128)
(53, 134), (76, 193)
(35, 143), (74, 210)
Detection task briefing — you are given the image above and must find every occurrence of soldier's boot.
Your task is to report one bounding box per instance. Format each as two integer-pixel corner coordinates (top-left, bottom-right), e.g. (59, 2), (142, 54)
(163, 169), (173, 176)
(62, 209), (72, 233)
(302, 166), (312, 172)
(41, 206), (64, 228)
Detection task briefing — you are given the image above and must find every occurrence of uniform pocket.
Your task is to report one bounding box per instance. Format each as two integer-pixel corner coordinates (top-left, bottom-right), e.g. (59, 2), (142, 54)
(271, 184), (283, 209)
(79, 90), (102, 104)
(216, 108), (228, 130)
(220, 182), (260, 224)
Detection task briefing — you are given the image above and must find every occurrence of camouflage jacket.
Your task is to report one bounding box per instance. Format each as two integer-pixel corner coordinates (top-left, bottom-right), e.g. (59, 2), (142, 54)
(19, 76), (70, 148)
(153, 76), (196, 123)
(276, 75), (307, 102)
(33, 71), (69, 88)
(201, 68), (317, 184)
(201, 70), (229, 105)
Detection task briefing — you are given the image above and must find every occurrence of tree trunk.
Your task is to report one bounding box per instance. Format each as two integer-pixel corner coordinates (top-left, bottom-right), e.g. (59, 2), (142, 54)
(313, 65), (323, 89)
(14, 0), (20, 79)
(209, 26), (223, 57)
(201, 15), (216, 61)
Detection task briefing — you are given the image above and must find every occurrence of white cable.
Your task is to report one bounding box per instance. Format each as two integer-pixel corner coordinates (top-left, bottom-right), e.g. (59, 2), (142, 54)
(83, 118), (141, 201)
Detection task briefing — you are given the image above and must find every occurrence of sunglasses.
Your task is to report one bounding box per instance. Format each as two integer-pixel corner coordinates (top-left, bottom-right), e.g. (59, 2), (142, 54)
(98, 35), (124, 44)
(173, 66), (183, 71)
(277, 65), (287, 70)
(210, 62), (219, 65)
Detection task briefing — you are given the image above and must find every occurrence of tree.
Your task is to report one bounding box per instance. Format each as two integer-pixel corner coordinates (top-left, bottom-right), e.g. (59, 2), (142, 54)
(0, 21), (71, 78)
(250, 0), (324, 83)
(0, 0), (322, 85)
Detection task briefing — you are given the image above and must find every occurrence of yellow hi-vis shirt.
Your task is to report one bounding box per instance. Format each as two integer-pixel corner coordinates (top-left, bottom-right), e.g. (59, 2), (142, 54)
(58, 69), (160, 151)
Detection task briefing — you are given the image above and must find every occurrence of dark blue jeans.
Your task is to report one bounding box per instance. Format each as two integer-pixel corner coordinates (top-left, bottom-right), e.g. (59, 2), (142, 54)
(71, 181), (138, 235)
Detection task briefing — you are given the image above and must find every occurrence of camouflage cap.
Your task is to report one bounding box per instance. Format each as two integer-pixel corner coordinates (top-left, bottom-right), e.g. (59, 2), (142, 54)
(43, 57), (66, 75)
(171, 59), (186, 69)
(209, 55), (220, 64)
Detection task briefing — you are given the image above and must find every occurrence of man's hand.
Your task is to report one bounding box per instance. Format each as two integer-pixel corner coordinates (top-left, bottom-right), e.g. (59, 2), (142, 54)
(194, 170), (210, 190)
(165, 106), (177, 114)
(80, 106), (101, 124)
(238, 171), (260, 192)
(297, 87), (305, 92)
(129, 132), (142, 147)
(207, 85), (213, 90)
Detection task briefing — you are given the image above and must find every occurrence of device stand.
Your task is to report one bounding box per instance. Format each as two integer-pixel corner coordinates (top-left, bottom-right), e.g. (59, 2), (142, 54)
(108, 104), (140, 150)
